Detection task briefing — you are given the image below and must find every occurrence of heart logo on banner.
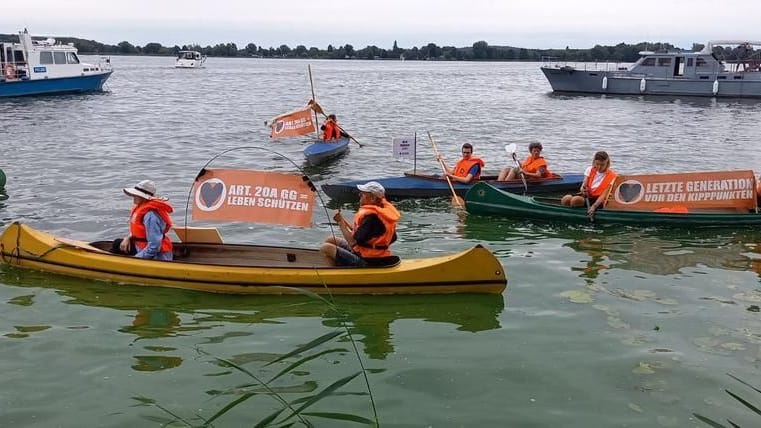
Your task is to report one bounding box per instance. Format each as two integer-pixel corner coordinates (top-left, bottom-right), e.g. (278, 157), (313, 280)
(617, 182), (642, 203)
(200, 182), (223, 208)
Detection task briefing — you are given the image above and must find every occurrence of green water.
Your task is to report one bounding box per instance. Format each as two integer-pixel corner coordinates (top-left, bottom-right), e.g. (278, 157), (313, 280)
(2, 57), (761, 426)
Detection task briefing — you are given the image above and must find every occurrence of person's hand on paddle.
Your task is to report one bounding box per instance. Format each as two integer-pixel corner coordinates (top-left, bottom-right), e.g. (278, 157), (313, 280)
(119, 234), (131, 252)
(333, 210), (351, 228)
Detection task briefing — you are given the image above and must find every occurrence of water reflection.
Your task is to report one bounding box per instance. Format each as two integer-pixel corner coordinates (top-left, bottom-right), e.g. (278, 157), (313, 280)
(0, 268), (504, 363)
(461, 214), (761, 278)
(546, 91), (761, 108)
(565, 229), (759, 277)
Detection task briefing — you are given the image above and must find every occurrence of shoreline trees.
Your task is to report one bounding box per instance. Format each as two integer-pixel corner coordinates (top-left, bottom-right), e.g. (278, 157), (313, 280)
(0, 34), (735, 62)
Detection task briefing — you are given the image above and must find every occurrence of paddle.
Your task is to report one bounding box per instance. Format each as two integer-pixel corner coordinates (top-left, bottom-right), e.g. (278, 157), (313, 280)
(504, 144), (528, 194)
(308, 100), (365, 148)
(428, 132), (465, 208)
(307, 65), (364, 148)
(584, 193), (595, 223)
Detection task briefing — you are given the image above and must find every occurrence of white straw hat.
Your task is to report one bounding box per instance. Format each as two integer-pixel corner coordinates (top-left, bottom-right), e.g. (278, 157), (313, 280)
(123, 179), (157, 200)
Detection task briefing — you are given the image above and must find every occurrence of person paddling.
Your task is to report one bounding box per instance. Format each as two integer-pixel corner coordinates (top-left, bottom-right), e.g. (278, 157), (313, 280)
(320, 181), (401, 267)
(497, 141), (551, 181)
(321, 114), (341, 141)
(111, 179), (175, 261)
(561, 151), (616, 217)
(437, 143), (485, 184)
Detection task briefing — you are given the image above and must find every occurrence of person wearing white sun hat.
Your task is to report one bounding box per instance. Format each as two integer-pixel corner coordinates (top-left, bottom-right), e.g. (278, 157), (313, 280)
(320, 181), (401, 267)
(111, 179), (175, 261)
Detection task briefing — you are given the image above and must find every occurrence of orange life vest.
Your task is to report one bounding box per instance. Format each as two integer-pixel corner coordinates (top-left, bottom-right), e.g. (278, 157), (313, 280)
(454, 157), (485, 179)
(521, 155), (550, 176)
(129, 199), (174, 254)
(322, 120), (340, 140)
(352, 199), (401, 258)
(586, 168), (617, 198)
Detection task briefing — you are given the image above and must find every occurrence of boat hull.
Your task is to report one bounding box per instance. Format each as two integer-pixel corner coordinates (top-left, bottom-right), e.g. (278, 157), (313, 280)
(0, 222), (506, 295)
(541, 67), (761, 98)
(0, 72), (112, 97)
(303, 138), (350, 166)
(465, 182), (761, 226)
(322, 173), (584, 201)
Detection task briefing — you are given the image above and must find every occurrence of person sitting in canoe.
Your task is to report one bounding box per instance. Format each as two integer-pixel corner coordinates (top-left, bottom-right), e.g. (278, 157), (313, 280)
(110, 179), (175, 261)
(561, 151), (617, 216)
(437, 143), (485, 184)
(321, 114), (342, 141)
(497, 141), (551, 181)
(320, 181), (401, 267)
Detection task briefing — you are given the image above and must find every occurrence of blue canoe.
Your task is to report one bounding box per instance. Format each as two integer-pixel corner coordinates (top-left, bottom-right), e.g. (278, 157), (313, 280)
(322, 172), (585, 201)
(303, 138), (350, 166)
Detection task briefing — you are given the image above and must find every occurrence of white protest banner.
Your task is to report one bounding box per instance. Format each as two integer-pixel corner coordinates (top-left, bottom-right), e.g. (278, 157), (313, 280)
(392, 136), (416, 161)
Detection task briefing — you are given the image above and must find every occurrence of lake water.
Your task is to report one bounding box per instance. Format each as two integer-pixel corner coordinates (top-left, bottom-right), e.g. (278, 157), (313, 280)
(1, 57), (761, 427)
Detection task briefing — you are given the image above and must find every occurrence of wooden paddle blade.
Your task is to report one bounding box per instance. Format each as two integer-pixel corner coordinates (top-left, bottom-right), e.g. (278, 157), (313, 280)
(452, 195), (465, 207)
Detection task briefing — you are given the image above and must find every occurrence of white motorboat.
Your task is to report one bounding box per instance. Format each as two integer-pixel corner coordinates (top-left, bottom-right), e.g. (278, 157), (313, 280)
(175, 50), (206, 68)
(0, 28), (112, 97)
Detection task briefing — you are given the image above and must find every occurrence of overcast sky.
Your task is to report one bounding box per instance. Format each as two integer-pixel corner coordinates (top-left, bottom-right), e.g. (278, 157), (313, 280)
(1, 0), (758, 50)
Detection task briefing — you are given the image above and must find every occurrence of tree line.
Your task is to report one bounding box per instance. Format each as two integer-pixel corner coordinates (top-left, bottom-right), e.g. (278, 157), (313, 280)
(0, 34), (755, 62)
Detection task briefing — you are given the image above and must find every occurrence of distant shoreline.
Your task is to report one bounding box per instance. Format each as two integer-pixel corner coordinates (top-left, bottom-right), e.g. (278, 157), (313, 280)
(0, 33), (705, 62)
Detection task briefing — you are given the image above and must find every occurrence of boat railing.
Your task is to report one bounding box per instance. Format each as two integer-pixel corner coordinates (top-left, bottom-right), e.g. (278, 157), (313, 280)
(541, 56), (630, 73)
(97, 56), (112, 71)
(1, 60), (30, 81)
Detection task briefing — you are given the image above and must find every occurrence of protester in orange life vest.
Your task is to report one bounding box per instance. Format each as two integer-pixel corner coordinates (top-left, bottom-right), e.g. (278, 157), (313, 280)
(561, 151), (617, 216)
(320, 181), (401, 267)
(321, 114), (341, 141)
(437, 143), (485, 184)
(497, 141), (551, 181)
(111, 179), (175, 261)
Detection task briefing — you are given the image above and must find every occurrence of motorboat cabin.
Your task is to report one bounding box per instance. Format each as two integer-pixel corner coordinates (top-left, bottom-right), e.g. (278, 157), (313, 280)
(175, 50), (206, 68)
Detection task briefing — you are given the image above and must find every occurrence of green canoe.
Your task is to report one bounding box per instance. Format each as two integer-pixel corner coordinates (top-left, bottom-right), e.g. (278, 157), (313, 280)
(464, 182), (761, 226)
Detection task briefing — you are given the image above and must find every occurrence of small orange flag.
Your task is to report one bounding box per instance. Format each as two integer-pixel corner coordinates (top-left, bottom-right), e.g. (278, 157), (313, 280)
(269, 107), (316, 139)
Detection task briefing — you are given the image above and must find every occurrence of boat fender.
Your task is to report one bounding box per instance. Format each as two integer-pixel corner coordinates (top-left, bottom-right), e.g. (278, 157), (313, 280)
(654, 206), (688, 213)
(639, 78), (646, 93)
(712, 79), (719, 95)
(602, 75), (608, 90)
(3, 63), (15, 80)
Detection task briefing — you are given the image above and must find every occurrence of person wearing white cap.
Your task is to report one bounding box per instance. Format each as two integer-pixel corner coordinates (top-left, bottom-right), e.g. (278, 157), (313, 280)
(320, 181), (401, 267)
(111, 179), (175, 261)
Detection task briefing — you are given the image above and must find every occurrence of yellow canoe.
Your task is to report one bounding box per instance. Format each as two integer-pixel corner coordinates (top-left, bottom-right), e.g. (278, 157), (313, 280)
(0, 222), (506, 295)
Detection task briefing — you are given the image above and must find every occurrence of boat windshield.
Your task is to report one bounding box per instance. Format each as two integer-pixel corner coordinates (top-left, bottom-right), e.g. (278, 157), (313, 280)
(178, 51), (199, 60)
(66, 52), (79, 64)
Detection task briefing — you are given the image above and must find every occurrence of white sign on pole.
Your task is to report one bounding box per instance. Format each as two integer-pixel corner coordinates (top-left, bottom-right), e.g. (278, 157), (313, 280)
(392, 136), (416, 161)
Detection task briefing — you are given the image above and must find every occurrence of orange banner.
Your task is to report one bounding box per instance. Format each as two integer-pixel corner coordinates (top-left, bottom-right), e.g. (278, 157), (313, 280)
(269, 107), (316, 138)
(192, 169), (315, 227)
(606, 170), (757, 211)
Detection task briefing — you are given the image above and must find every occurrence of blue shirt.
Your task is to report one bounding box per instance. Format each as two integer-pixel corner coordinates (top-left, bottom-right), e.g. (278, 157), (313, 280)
(468, 164), (481, 177)
(135, 211), (173, 261)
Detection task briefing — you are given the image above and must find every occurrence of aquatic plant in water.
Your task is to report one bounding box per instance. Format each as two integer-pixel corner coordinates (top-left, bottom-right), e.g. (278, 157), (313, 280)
(693, 373), (761, 427)
(133, 289), (379, 427)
